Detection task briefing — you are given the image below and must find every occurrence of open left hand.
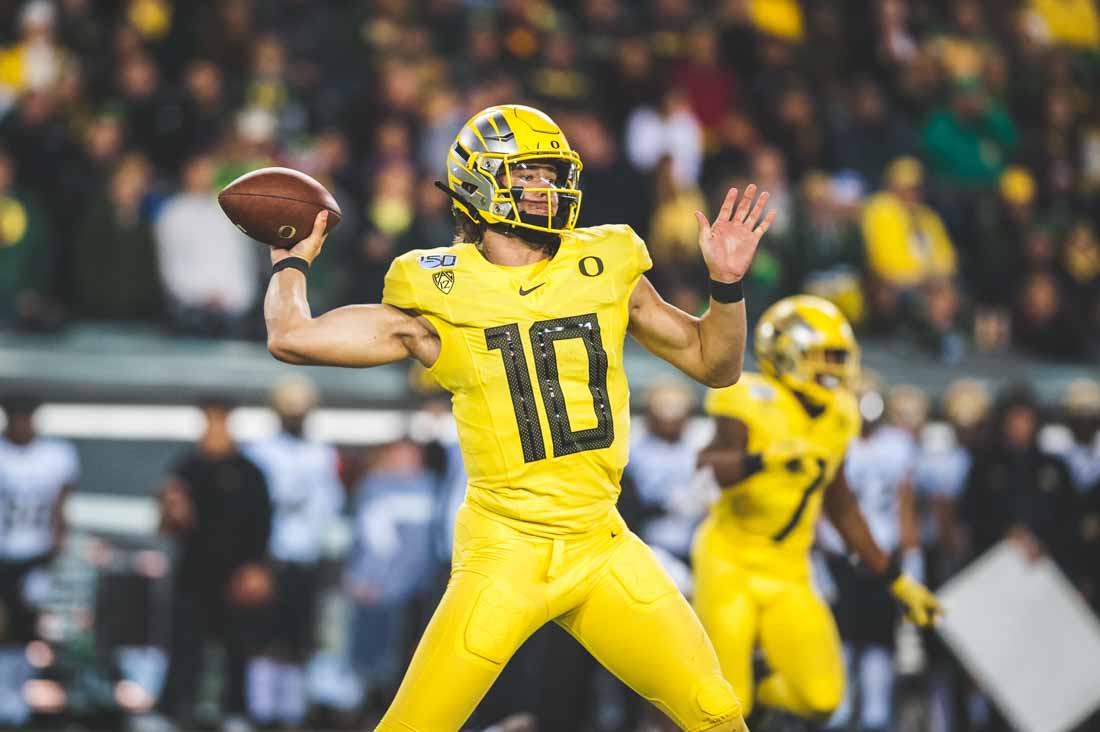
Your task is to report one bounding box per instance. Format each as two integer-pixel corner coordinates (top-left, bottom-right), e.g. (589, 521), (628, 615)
(694, 184), (776, 284)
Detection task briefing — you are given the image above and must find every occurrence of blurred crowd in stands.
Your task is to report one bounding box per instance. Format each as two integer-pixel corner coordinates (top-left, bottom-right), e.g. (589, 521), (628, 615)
(3, 371), (1100, 730)
(0, 0), (1099, 360)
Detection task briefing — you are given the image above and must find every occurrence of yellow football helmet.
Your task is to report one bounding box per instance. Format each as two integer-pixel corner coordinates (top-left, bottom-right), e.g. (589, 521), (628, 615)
(755, 295), (860, 407)
(444, 104), (583, 241)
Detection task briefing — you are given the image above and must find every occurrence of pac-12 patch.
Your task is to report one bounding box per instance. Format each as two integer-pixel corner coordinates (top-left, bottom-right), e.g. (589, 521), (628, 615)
(419, 254), (457, 269)
(433, 270), (455, 294)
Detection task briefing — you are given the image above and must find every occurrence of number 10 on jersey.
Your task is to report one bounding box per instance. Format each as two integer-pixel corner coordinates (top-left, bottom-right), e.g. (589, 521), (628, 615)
(485, 313), (614, 463)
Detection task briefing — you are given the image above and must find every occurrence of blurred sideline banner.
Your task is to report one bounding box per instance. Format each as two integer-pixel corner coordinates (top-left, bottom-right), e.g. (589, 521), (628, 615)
(937, 540), (1100, 732)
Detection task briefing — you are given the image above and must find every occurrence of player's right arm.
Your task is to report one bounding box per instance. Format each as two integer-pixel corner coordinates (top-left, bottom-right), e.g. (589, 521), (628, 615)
(697, 416), (754, 486)
(264, 211), (440, 368)
(697, 416), (823, 487)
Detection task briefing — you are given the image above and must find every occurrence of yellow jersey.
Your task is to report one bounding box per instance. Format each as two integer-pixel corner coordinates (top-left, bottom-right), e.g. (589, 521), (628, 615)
(702, 373), (860, 577)
(382, 225), (651, 536)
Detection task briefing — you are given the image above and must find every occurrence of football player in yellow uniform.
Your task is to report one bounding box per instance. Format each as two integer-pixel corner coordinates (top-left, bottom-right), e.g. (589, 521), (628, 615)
(692, 296), (940, 724)
(262, 104), (778, 731)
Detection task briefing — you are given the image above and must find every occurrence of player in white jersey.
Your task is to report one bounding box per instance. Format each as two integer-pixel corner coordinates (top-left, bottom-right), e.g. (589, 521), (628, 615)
(818, 377), (921, 732)
(626, 377), (711, 565)
(242, 377), (344, 727)
(1056, 379), (1100, 493)
(0, 397), (78, 725)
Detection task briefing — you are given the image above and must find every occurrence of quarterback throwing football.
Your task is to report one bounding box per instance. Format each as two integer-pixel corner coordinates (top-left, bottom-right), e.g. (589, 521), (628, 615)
(264, 105), (775, 731)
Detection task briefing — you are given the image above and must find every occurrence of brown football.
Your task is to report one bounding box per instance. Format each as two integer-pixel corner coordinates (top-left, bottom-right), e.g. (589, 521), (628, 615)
(218, 167), (342, 248)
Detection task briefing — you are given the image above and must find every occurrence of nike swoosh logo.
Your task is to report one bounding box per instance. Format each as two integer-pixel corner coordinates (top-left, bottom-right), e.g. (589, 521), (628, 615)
(518, 283), (545, 296)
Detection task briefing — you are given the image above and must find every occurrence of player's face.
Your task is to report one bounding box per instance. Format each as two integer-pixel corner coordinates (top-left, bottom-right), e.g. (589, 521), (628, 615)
(503, 162), (559, 217)
(3, 410), (35, 445)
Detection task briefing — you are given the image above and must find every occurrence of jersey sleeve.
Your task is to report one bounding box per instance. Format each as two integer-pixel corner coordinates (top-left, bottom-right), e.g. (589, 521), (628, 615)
(59, 441), (80, 485)
(624, 225), (653, 279)
(381, 256), (422, 311)
(704, 379), (768, 427)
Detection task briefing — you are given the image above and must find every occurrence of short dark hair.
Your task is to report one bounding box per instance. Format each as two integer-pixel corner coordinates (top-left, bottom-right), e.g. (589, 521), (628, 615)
(0, 395), (41, 417)
(197, 393), (236, 411)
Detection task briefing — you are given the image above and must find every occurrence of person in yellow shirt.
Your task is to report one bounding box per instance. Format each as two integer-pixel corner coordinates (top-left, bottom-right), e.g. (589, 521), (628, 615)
(693, 295), (940, 725)
(862, 157), (961, 356)
(1029, 0), (1100, 50)
(260, 104), (780, 731)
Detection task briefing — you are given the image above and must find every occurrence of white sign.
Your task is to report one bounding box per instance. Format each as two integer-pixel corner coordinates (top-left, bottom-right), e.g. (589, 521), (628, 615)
(937, 540), (1100, 732)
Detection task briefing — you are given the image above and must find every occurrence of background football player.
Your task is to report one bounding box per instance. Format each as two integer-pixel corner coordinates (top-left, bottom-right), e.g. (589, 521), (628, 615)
(693, 296), (940, 728)
(818, 374), (924, 732)
(262, 104), (777, 731)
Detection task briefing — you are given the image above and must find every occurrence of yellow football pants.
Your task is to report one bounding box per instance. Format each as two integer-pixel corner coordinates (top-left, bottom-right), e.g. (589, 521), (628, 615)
(376, 503), (745, 732)
(692, 523), (844, 719)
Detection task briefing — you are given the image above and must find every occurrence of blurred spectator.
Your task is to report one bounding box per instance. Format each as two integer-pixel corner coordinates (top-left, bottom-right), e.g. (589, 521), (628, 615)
(1026, 0), (1100, 50)
(921, 76), (1018, 190)
(1060, 221), (1100, 351)
(155, 395), (271, 729)
(346, 439), (437, 706)
(243, 376), (344, 729)
(861, 157), (961, 355)
(599, 34), (663, 130)
(827, 77), (919, 189)
(1021, 88), (1082, 207)
(924, 0), (997, 84)
(701, 110), (759, 193)
(789, 171), (864, 323)
(769, 82), (825, 181)
(959, 384), (1076, 570)
(168, 59), (232, 169)
(647, 155), (707, 291)
(1055, 378), (1100, 493)
(72, 152), (162, 320)
(245, 34), (303, 137)
(400, 172), (456, 251)
(625, 88), (703, 186)
(745, 0), (804, 42)
(1011, 270), (1094, 360)
(624, 376), (706, 563)
(973, 166), (1040, 305)
(154, 153), (259, 337)
(669, 23), (737, 134)
(0, 395), (76, 726)
(0, 147), (64, 330)
(526, 29), (593, 109)
(568, 112), (651, 236)
(915, 378), (992, 568)
(0, 0), (69, 115)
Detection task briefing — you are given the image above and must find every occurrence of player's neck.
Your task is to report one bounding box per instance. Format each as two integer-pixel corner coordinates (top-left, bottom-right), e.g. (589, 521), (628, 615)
(479, 229), (550, 267)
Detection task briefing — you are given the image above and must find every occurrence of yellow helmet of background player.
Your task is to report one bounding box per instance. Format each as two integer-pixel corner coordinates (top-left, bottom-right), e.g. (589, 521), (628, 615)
(755, 295), (860, 407)
(443, 105), (583, 243)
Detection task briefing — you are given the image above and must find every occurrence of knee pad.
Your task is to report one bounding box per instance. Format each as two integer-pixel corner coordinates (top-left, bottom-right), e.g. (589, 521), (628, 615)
(801, 679), (844, 721)
(692, 676), (743, 729)
(463, 582), (535, 665)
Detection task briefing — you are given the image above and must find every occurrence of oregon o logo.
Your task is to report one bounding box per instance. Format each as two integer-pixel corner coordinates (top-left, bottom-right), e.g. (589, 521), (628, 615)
(278, 225), (297, 239)
(579, 256), (604, 277)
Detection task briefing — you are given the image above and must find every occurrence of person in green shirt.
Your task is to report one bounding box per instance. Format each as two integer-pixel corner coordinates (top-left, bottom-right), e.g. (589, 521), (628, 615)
(922, 76), (1018, 190)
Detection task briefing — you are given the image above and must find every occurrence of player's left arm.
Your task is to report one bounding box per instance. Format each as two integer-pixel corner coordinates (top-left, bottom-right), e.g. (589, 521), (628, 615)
(49, 483), (73, 556)
(628, 185), (775, 388)
(824, 463), (942, 626)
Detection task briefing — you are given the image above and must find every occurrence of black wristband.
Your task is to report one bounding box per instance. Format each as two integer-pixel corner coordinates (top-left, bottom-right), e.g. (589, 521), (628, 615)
(710, 279), (744, 304)
(879, 554), (903, 586)
(272, 257), (310, 276)
(741, 452), (764, 478)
